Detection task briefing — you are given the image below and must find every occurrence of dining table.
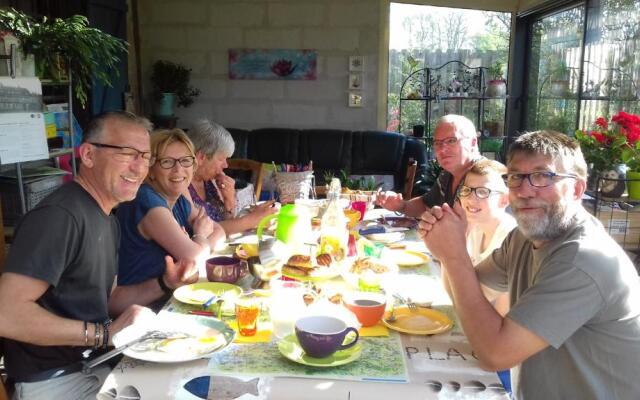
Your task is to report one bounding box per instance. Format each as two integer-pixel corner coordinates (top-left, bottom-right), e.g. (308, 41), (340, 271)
(98, 208), (509, 400)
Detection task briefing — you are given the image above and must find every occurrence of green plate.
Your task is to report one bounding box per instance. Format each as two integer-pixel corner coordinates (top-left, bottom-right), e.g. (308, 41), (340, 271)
(278, 334), (362, 367)
(173, 282), (243, 305)
(173, 282), (243, 316)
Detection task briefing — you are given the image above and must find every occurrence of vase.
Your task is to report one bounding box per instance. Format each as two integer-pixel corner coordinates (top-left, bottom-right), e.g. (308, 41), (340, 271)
(485, 80), (506, 97)
(586, 164), (598, 192)
(154, 93), (176, 117)
(599, 164), (627, 198)
(627, 171), (640, 200)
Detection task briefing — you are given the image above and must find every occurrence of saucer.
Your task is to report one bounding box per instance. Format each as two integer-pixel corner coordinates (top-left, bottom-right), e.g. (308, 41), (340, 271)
(277, 334), (362, 367)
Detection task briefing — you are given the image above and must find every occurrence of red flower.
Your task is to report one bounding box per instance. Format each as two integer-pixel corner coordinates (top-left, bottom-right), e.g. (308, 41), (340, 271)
(590, 131), (606, 143)
(595, 117), (608, 129)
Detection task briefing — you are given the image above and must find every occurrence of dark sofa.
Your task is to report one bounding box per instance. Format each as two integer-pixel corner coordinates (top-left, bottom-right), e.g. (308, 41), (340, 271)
(227, 128), (429, 193)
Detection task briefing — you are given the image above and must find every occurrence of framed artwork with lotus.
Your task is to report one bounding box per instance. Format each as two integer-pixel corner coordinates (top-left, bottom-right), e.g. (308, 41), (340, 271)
(228, 49), (317, 80)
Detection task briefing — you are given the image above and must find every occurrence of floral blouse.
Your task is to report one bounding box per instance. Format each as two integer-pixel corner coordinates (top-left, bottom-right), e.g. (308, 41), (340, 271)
(188, 180), (227, 222)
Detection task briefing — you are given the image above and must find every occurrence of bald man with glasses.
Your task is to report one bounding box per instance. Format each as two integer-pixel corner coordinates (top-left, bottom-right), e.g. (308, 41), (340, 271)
(377, 114), (480, 217)
(419, 130), (640, 399)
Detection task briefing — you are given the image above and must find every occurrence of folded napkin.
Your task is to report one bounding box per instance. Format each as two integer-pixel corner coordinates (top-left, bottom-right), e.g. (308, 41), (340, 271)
(359, 322), (389, 337)
(228, 320), (272, 343)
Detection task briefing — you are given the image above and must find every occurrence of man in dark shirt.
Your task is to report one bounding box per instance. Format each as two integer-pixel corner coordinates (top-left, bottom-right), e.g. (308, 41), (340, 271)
(377, 114), (480, 217)
(0, 112), (196, 399)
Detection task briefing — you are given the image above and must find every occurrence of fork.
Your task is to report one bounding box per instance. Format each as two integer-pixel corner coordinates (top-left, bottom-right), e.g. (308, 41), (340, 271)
(393, 293), (418, 312)
(82, 330), (187, 374)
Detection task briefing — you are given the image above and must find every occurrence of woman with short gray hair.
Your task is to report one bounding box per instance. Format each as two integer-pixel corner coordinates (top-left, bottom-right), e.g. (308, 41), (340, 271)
(185, 119), (277, 235)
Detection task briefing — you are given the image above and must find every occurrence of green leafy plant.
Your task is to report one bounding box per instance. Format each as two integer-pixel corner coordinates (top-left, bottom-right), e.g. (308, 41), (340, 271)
(0, 8), (128, 108)
(487, 60), (504, 81)
(150, 60), (201, 107)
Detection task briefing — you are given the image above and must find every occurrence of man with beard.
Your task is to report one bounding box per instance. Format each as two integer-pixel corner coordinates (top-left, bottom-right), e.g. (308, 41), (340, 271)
(418, 130), (640, 399)
(376, 114), (480, 217)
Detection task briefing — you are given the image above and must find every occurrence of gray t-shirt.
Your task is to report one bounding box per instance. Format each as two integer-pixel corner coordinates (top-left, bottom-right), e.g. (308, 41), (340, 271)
(477, 208), (640, 399)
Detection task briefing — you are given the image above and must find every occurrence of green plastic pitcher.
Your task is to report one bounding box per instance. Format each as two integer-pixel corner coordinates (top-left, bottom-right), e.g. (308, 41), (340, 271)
(256, 204), (310, 245)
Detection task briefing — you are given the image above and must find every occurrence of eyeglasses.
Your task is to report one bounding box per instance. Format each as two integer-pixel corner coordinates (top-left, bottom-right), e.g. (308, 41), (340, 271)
(433, 137), (464, 148)
(501, 171), (577, 188)
(157, 156), (195, 169)
(89, 142), (154, 166)
(458, 185), (503, 199)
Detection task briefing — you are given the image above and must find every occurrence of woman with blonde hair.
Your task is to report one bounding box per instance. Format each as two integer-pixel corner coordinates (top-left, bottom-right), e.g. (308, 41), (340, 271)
(113, 129), (225, 312)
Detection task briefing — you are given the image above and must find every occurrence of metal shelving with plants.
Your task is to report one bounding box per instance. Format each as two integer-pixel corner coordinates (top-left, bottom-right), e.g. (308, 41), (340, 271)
(397, 60), (508, 158)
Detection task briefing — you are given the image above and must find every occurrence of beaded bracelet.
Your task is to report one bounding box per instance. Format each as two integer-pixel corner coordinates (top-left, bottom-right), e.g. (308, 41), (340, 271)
(103, 319), (112, 349)
(94, 322), (100, 349)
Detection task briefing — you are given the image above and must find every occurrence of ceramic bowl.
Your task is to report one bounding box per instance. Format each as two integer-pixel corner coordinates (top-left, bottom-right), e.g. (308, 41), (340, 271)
(342, 291), (387, 327)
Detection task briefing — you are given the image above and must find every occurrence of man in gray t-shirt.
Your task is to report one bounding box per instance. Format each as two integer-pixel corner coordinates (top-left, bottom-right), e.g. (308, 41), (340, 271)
(419, 130), (640, 399)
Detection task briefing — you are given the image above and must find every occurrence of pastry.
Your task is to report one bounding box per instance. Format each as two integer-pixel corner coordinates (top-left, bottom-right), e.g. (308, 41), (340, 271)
(316, 253), (333, 267)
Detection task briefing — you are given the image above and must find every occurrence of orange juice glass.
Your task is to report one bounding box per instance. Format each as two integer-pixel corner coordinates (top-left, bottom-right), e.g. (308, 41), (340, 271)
(235, 294), (260, 336)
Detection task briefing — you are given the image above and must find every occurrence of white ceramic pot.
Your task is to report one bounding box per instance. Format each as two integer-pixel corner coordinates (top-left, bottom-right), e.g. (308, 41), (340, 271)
(485, 80), (506, 97)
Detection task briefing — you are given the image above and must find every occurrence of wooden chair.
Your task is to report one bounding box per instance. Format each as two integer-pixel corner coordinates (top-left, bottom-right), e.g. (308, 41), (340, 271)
(226, 159), (264, 201)
(403, 159), (418, 200)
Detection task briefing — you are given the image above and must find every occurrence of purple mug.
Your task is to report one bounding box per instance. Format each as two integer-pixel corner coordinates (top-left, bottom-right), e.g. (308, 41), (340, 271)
(295, 315), (359, 358)
(206, 256), (247, 284)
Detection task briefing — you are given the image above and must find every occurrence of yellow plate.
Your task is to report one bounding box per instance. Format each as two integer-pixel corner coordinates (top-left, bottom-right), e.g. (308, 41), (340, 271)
(382, 307), (453, 335)
(390, 250), (430, 267)
(173, 282), (242, 305)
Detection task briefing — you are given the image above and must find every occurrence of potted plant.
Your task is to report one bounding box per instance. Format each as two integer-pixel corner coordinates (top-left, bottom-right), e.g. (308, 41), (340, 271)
(0, 8), (127, 108)
(485, 61), (506, 98)
(576, 112), (640, 197)
(548, 59), (571, 97)
(483, 101), (505, 138)
(150, 60), (201, 117)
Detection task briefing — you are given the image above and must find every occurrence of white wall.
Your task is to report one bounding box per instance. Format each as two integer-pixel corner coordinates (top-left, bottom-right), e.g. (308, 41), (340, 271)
(137, 0), (381, 130)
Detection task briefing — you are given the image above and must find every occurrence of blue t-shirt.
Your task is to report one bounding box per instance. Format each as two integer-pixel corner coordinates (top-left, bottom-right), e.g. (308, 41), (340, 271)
(116, 183), (192, 285)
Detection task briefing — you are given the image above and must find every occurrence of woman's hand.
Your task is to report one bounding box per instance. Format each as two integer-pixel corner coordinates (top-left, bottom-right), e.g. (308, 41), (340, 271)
(215, 173), (236, 211)
(249, 200), (278, 223)
(191, 206), (214, 238)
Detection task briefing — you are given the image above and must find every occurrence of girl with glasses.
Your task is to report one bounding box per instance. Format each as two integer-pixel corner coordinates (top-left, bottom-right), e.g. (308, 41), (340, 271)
(457, 158), (516, 315)
(116, 129), (225, 307)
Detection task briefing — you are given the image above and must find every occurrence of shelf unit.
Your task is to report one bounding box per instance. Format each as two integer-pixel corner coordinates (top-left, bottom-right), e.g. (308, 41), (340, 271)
(398, 60), (508, 158)
(585, 176), (640, 265)
(0, 46), (76, 217)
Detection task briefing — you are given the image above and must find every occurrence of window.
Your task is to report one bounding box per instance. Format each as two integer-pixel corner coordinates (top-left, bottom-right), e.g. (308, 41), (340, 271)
(523, 0), (640, 134)
(386, 3), (511, 133)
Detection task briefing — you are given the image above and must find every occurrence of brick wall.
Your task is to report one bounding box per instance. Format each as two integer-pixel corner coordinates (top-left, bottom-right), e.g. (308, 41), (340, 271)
(136, 0), (380, 130)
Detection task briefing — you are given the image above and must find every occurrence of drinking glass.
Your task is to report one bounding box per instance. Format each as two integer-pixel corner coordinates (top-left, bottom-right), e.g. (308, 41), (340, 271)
(235, 294), (261, 336)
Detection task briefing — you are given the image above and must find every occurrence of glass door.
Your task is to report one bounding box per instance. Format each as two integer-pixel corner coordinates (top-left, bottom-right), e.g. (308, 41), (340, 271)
(525, 4), (585, 135)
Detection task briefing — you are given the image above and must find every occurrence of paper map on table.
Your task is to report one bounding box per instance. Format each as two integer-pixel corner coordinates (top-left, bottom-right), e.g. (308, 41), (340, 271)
(207, 334), (407, 382)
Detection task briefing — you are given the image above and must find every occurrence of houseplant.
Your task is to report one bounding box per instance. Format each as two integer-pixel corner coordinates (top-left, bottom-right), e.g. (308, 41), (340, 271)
(150, 60), (201, 117)
(0, 8), (127, 107)
(485, 61), (506, 98)
(548, 59), (571, 97)
(576, 111), (640, 197)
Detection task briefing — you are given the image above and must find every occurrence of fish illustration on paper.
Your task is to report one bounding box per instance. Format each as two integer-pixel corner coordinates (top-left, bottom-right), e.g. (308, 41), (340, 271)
(177, 375), (260, 400)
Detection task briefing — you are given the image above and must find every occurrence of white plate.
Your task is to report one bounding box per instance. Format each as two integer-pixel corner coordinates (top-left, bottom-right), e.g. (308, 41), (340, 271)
(113, 312), (235, 363)
(365, 231), (405, 244)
